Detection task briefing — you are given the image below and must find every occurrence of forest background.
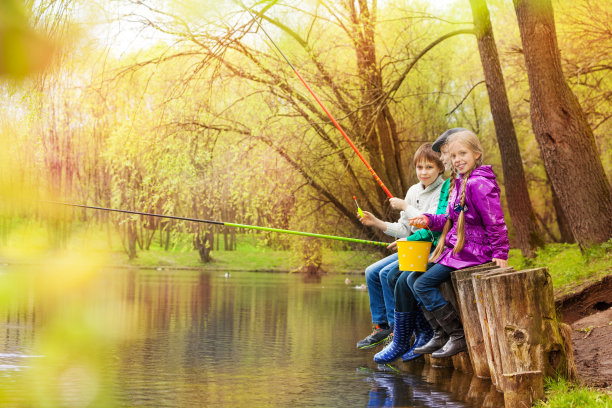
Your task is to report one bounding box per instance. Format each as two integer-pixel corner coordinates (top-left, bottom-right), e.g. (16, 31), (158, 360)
(1, 0), (610, 272)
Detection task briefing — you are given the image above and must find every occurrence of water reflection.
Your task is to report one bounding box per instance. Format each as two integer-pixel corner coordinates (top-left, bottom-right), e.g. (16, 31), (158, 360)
(0, 269), (502, 407)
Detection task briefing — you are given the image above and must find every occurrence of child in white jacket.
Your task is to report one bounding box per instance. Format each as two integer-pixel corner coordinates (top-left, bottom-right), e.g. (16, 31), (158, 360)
(356, 143), (445, 349)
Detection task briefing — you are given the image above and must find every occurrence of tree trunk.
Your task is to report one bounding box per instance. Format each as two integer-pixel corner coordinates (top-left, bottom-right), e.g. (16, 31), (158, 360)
(350, 0), (405, 197)
(551, 182), (575, 243)
(469, 0), (544, 257)
(194, 230), (214, 263)
(513, 0), (612, 247)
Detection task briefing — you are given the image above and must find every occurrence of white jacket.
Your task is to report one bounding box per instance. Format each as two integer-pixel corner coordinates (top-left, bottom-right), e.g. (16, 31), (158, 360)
(384, 175), (445, 238)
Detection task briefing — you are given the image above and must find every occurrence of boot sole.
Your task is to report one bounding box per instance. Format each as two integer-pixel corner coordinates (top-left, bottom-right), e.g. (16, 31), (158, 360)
(357, 336), (391, 349)
(431, 345), (467, 359)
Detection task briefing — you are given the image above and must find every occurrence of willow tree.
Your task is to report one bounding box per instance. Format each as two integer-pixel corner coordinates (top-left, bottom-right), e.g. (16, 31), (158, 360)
(119, 0), (474, 247)
(513, 0), (612, 247)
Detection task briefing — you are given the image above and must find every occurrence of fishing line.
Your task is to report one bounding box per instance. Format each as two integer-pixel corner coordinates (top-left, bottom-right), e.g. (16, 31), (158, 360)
(240, 2), (394, 198)
(46, 201), (389, 247)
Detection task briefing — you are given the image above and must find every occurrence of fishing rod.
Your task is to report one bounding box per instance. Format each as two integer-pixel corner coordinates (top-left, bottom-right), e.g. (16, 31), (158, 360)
(47, 202), (389, 247)
(241, 4), (394, 199)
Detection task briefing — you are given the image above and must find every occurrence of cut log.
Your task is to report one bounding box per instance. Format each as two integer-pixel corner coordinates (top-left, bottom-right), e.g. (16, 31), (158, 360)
(438, 279), (472, 373)
(486, 268), (574, 379)
(482, 384), (506, 408)
(452, 263), (499, 378)
(451, 351), (473, 374)
(439, 280), (460, 315)
(481, 268), (574, 407)
(426, 354), (454, 368)
(502, 371), (544, 408)
(466, 376), (491, 407)
(472, 267), (516, 390)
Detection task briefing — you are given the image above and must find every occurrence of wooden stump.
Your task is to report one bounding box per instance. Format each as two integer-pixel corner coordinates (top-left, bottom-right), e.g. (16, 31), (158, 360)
(451, 351), (473, 374)
(449, 369), (472, 401)
(438, 280), (472, 373)
(472, 267), (515, 390)
(482, 384), (506, 408)
(425, 354), (453, 368)
(466, 376), (492, 407)
(451, 263), (499, 378)
(481, 268), (574, 407)
(502, 371), (544, 408)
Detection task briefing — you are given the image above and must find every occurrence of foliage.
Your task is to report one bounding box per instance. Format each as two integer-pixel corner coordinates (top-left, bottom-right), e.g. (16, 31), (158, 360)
(534, 377), (612, 408)
(2, 0), (610, 262)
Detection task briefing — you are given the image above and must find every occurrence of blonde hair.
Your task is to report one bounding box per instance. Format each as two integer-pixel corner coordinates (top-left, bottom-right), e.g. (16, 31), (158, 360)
(430, 130), (483, 260)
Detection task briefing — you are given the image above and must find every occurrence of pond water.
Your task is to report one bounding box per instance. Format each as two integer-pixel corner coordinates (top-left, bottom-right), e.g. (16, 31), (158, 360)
(0, 268), (502, 407)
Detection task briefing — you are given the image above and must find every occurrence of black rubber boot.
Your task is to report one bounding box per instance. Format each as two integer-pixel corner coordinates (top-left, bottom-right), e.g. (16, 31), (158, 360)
(413, 306), (448, 354)
(431, 303), (467, 358)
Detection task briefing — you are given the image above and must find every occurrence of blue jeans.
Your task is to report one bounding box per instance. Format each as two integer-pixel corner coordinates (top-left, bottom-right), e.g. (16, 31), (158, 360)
(390, 271), (418, 312)
(406, 263), (456, 311)
(365, 253), (400, 326)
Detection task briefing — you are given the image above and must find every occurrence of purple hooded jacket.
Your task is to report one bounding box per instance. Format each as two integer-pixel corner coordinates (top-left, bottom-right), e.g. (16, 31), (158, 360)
(424, 165), (509, 269)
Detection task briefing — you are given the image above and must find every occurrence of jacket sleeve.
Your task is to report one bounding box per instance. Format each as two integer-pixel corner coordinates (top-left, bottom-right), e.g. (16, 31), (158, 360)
(384, 218), (412, 238)
(384, 185), (416, 238)
(471, 179), (510, 259)
(423, 213), (448, 231)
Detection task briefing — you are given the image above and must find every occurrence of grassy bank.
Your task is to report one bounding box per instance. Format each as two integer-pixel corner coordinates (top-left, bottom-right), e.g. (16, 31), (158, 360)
(535, 378), (611, 407)
(508, 239), (612, 295)
(106, 232), (382, 273)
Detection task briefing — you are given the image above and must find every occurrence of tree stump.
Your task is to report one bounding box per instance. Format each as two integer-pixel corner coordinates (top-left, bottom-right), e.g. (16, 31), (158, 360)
(466, 376), (491, 407)
(437, 280), (472, 372)
(451, 262), (498, 378)
(480, 268), (574, 407)
(425, 354), (453, 368)
(472, 267), (515, 390)
(502, 371), (543, 408)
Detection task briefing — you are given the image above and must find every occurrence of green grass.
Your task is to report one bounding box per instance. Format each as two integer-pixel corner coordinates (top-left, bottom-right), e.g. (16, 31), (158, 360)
(535, 378), (611, 408)
(106, 232), (381, 273)
(508, 239), (612, 295)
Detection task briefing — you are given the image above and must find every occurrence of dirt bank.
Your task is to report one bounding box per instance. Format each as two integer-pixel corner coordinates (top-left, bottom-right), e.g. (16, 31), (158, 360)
(556, 274), (612, 389)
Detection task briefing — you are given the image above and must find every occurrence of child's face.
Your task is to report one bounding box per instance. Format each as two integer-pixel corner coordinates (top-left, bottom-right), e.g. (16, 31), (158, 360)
(439, 144), (453, 172)
(449, 141), (481, 175)
(415, 160), (441, 188)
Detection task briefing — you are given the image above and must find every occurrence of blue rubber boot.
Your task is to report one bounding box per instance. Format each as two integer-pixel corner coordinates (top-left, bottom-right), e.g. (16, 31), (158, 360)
(401, 307), (434, 361)
(373, 311), (416, 364)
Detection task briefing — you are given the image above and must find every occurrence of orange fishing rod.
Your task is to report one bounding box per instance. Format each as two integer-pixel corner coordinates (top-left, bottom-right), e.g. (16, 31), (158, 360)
(242, 4), (394, 198)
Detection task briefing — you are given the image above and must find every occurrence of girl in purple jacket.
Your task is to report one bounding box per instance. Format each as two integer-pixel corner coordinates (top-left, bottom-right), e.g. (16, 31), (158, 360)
(408, 130), (509, 358)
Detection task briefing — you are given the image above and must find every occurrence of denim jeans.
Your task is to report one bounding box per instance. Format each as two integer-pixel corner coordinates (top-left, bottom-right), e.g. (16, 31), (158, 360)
(406, 263), (456, 311)
(389, 271), (418, 312)
(365, 253), (400, 326)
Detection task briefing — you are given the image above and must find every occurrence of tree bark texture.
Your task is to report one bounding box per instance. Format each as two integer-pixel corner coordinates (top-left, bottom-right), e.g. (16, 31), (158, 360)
(477, 268), (574, 406)
(439, 280), (472, 373)
(469, 0), (544, 257)
(513, 0), (612, 247)
(451, 262), (498, 378)
(472, 267), (516, 390)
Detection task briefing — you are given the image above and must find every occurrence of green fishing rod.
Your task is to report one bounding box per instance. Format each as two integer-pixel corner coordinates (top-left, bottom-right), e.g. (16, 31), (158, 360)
(47, 202), (389, 247)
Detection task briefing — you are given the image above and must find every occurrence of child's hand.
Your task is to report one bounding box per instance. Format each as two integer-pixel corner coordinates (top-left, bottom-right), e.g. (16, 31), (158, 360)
(387, 241), (397, 252)
(359, 211), (376, 227)
(408, 215), (429, 228)
(492, 258), (508, 268)
(389, 197), (407, 211)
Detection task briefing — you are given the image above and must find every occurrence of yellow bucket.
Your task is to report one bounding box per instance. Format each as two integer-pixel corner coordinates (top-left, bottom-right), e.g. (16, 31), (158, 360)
(397, 240), (432, 272)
